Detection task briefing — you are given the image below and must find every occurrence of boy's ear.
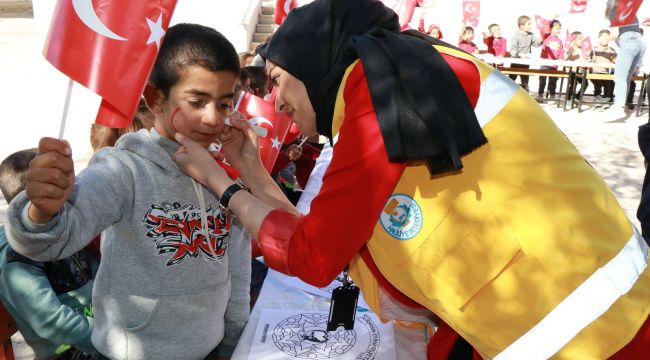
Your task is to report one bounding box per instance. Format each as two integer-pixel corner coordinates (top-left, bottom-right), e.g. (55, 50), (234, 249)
(142, 82), (165, 115)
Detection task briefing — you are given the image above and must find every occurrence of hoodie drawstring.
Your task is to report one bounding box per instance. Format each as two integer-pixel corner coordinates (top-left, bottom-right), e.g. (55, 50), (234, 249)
(191, 179), (222, 264)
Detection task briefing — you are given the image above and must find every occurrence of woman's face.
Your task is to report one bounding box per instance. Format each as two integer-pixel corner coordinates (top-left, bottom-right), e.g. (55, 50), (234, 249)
(266, 61), (318, 137)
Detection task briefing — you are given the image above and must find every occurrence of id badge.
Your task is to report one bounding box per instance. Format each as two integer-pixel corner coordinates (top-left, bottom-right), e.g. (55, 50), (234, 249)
(326, 277), (360, 331)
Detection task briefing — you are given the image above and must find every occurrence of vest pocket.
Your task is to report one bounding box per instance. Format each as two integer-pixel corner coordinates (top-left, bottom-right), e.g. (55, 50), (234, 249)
(426, 214), (523, 311)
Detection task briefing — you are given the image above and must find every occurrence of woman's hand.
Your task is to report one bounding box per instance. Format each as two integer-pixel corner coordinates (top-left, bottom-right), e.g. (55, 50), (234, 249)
(173, 133), (227, 186)
(220, 111), (263, 171)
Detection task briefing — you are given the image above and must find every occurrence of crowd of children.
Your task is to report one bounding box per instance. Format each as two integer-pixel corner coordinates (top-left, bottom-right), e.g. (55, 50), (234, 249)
(414, 11), (643, 105)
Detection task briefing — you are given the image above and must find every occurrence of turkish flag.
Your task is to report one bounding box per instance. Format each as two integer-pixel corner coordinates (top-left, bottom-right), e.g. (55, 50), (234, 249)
(462, 1), (480, 27)
(44, 0), (177, 128)
(234, 92), (293, 173)
(610, 0), (643, 26)
(274, 0), (297, 25)
(564, 29), (573, 49)
(535, 15), (551, 37)
(581, 36), (593, 58)
(569, 0), (589, 13)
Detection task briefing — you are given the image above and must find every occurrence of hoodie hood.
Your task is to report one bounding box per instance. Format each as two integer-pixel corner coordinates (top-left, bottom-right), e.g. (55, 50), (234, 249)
(114, 128), (182, 176)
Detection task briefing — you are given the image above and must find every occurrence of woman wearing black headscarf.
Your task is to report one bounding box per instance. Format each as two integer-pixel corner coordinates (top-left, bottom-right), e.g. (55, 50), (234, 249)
(174, 0), (650, 358)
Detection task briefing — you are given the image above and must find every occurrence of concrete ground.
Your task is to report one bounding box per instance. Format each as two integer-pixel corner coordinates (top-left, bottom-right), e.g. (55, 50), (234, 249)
(0, 15), (647, 359)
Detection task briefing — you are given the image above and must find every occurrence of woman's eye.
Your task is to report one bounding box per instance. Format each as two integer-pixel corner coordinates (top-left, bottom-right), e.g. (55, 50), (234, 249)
(188, 99), (205, 108)
(271, 75), (279, 86)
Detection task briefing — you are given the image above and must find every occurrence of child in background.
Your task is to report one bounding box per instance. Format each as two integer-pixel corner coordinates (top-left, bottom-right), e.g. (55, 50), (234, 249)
(5, 24), (251, 359)
(509, 15), (541, 91)
(458, 26), (479, 54)
(589, 29), (617, 101)
(417, 13), (443, 39)
(565, 31), (585, 61)
(538, 20), (564, 98)
(0, 149), (98, 359)
(483, 23), (507, 57)
(242, 66), (270, 98)
(566, 31), (589, 96)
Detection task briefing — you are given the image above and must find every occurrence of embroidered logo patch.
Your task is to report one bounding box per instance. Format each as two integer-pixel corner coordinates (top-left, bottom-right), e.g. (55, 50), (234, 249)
(380, 194), (423, 240)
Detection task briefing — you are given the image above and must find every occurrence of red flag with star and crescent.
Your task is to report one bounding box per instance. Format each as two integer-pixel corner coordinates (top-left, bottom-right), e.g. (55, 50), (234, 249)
(44, 0), (177, 128)
(462, 1), (480, 27)
(274, 0), (297, 25)
(234, 92), (292, 173)
(570, 0), (589, 13)
(610, 0), (643, 27)
(535, 15), (553, 39)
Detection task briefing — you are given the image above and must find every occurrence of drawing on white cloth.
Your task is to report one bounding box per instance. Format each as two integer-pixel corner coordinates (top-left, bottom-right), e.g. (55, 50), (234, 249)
(272, 271), (370, 310)
(250, 310), (396, 360)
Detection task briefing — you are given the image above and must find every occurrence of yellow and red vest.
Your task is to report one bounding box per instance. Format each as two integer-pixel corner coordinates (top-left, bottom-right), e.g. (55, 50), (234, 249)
(333, 47), (650, 359)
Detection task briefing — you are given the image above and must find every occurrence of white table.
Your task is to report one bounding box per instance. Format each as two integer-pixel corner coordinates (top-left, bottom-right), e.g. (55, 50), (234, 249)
(231, 270), (429, 360)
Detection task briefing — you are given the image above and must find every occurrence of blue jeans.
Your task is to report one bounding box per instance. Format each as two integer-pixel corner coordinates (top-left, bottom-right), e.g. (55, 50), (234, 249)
(614, 31), (646, 107)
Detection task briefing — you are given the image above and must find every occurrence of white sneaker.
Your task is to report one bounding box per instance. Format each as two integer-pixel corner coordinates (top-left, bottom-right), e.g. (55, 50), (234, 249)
(598, 106), (628, 123)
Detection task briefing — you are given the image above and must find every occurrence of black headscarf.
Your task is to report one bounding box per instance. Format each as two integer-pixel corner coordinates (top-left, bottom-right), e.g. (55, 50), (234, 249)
(259, 0), (486, 175)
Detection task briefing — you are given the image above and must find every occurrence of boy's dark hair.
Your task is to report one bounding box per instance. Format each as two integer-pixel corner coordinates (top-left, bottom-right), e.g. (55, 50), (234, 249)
(518, 15), (531, 27)
(242, 66), (269, 96)
(550, 20), (562, 29)
(488, 23), (499, 33)
(571, 31), (583, 39)
(599, 29), (611, 37)
(463, 26), (474, 34)
(150, 23), (240, 97)
(0, 148), (37, 204)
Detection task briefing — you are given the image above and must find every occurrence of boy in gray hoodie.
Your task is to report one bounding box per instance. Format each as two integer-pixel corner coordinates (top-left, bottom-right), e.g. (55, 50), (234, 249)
(5, 24), (251, 359)
(509, 15), (541, 91)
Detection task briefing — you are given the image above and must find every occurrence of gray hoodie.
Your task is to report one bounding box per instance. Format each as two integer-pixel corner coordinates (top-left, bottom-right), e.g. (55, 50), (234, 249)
(510, 30), (541, 58)
(5, 128), (251, 359)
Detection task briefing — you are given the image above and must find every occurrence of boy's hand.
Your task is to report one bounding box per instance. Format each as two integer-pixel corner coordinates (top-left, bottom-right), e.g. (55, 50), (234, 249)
(286, 144), (303, 161)
(26, 137), (74, 224)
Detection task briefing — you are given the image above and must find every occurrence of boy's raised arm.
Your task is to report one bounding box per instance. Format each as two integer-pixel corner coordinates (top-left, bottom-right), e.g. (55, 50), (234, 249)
(6, 140), (135, 261)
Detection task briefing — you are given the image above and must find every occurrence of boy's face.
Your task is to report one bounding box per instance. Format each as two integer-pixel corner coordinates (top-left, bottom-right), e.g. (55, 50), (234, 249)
(491, 26), (501, 38)
(574, 34), (583, 45)
(522, 21), (532, 32)
(551, 24), (561, 36)
(599, 33), (609, 46)
(151, 65), (238, 149)
(464, 30), (474, 41)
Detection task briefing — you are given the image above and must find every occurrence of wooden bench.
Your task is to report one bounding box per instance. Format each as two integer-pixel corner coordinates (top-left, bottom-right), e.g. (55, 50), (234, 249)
(498, 66), (573, 109)
(0, 303), (16, 360)
(575, 72), (647, 113)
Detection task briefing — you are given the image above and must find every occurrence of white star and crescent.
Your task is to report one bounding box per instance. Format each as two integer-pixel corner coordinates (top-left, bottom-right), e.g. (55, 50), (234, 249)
(146, 12), (166, 49)
(72, 0), (128, 41)
(72, 0), (166, 48)
(271, 137), (282, 150)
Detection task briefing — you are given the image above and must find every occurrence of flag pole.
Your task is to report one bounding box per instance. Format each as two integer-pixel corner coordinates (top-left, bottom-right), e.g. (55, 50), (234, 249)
(58, 78), (74, 139)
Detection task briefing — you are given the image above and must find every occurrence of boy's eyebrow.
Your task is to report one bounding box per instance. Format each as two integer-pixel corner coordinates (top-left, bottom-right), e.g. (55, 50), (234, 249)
(185, 89), (212, 97)
(219, 92), (235, 100)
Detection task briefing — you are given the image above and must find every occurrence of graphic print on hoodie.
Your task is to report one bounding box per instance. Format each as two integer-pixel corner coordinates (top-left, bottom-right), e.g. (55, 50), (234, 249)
(142, 202), (231, 266)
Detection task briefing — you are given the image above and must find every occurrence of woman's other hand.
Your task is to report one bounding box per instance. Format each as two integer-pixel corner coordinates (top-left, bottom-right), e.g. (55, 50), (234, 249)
(173, 133), (225, 186)
(221, 111), (263, 170)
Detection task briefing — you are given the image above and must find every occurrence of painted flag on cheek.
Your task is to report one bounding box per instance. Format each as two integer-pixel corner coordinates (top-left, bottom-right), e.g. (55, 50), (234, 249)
(274, 0), (297, 25)
(43, 0), (177, 128)
(462, 0), (480, 27)
(610, 0), (643, 27)
(234, 92), (293, 173)
(569, 0), (589, 13)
